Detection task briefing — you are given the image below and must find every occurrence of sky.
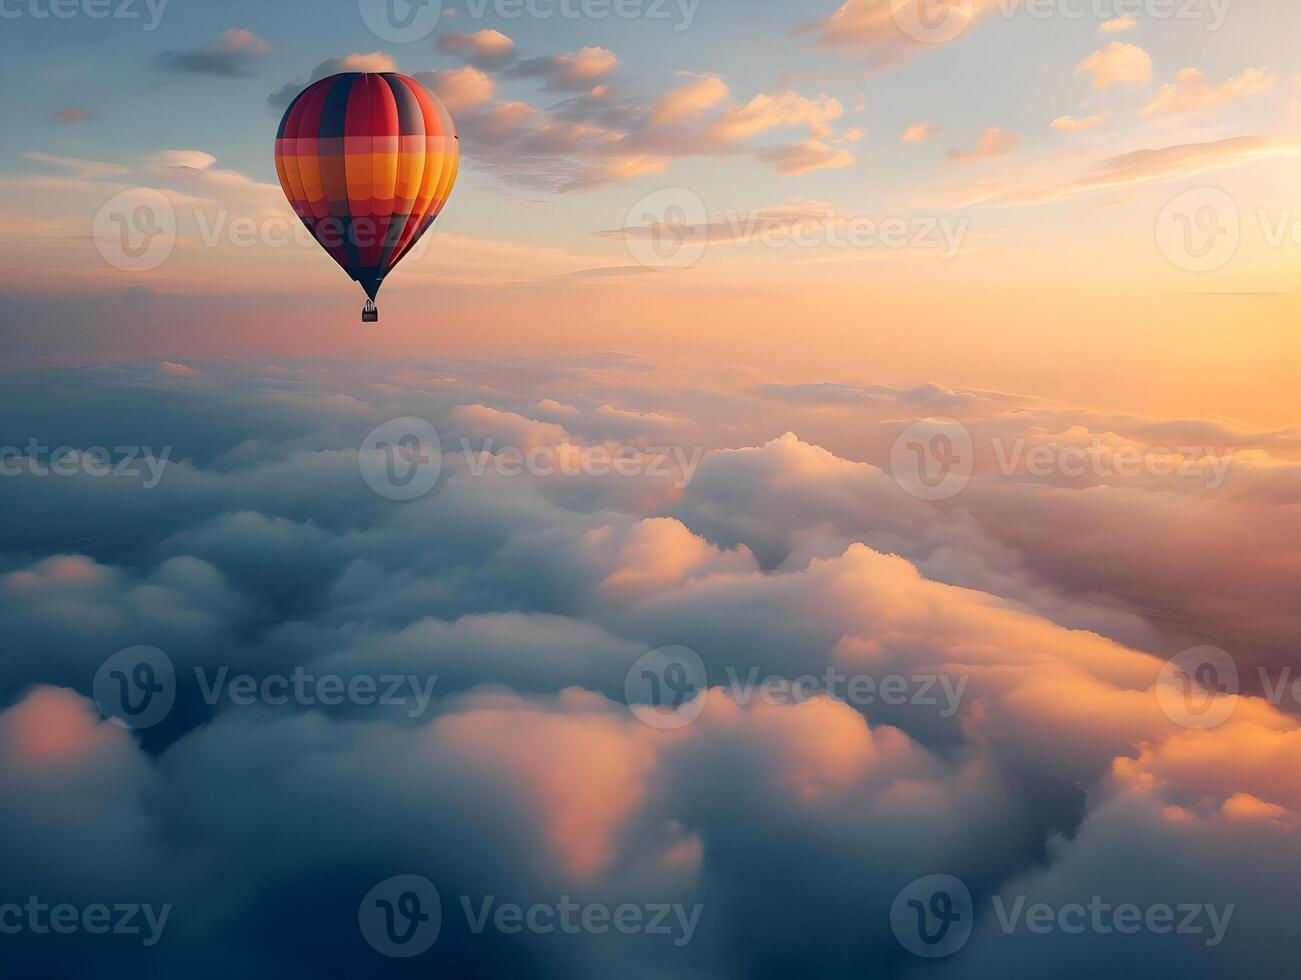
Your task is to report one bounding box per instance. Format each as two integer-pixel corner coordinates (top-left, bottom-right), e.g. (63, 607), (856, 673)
(1, 0), (1299, 423)
(1, 2), (1299, 978)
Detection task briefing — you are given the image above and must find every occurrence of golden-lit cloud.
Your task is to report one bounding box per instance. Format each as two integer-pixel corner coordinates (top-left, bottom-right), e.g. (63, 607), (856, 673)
(948, 127), (1021, 161)
(1051, 111), (1113, 132)
(973, 135), (1284, 205)
(23, 151), (127, 178)
(900, 122), (933, 144)
(1077, 42), (1153, 90)
(437, 28), (517, 68)
(805, 0), (998, 61)
(756, 140), (856, 175)
(1100, 14), (1137, 32)
(1143, 67), (1273, 116)
(706, 91), (844, 143)
(650, 74), (730, 127)
(418, 65), (496, 112)
(509, 46), (619, 91)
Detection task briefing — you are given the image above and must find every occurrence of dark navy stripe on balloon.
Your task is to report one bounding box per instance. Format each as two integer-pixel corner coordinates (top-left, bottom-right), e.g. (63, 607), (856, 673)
(381, 73), (425, 138)
(318, 73), (356, 139)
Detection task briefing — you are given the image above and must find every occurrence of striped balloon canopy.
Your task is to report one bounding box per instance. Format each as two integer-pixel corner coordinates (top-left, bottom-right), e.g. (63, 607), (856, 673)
(274, 72), (459, 319)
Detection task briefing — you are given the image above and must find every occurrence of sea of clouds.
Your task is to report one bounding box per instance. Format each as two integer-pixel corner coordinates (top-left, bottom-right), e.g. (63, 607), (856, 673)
(0, 354), (1297, 978)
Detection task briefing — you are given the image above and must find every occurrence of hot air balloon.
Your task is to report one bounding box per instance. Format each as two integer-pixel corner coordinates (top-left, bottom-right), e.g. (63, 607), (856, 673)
(275, 72), (459, 322)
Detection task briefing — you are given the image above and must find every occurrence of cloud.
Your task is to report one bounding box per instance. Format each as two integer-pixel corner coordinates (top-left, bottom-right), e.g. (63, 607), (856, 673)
(1051, 111), (1112, 133)
(159, 28), (270, 77)
(706, 91), (844, 143)
(948, 127), (1021, 161)
(418, 65), (496, 113)
(756, 140), (856, 175)
(508, 47), (619, 91)
(1076, 42), (1153, 90)
(901, 122), (933, 144)
(1, 357), (1300, 977)
(268, 53), (397, 109)
(1143, 67), (1273, 116)
(595, 199), (849, 248)
(975, 135), (1283, 206)
(650, 74), (730, 127)
(437, 29), (517, 68)
(803, 0), (998, 63)
(1099, 13), (1137, 32)
(440, 65), (854, 192)
(22, 151), (127, 178)
(54, 108), (93, 123)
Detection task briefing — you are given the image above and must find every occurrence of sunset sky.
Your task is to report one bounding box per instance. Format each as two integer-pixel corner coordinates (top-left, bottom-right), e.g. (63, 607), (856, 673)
(2, 0), (1300, 422)
(1, 3), (1299, 978)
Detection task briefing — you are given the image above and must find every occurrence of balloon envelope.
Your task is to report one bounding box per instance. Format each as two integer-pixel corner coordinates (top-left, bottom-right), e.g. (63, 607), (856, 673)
(274, 72), (459, 302)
